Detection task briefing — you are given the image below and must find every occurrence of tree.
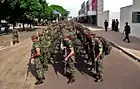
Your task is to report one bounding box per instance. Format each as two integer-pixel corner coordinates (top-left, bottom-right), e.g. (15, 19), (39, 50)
(0, 0), (70, 30)
(49, 5), (70, 21)
(17, 0), (42, 29)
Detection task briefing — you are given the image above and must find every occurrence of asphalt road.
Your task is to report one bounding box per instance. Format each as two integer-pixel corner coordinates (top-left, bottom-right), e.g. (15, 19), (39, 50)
(36, 48), (140, 89)
(0, 26), (139, 89)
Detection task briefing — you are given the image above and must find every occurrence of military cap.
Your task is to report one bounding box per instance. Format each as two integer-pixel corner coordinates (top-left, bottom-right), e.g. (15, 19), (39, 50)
(62, 30), (70, 37)
(31, 35), (37, 39)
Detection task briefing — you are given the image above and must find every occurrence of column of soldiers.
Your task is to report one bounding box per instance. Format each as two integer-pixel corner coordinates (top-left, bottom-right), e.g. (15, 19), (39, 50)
(30, 20), (112, 85)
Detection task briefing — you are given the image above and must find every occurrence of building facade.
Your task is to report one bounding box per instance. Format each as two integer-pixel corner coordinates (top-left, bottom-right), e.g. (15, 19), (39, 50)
(98, 11), (120, 28)
(78, 0), (104, 25)
(120, 0), (140, 37)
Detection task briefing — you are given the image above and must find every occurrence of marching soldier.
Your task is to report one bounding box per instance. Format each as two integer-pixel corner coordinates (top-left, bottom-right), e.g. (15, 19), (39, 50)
(31, 35), (45, 85)
(91, 34), (104, 82)
(39, 30), (49, 71)
(62, 31), (75, 84)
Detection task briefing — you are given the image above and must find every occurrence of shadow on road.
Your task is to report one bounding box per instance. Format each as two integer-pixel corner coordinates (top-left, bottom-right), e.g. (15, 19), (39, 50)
(27, 58), (38, 80)
(52, 53), (68, 79)
(75, 54), (97, 79)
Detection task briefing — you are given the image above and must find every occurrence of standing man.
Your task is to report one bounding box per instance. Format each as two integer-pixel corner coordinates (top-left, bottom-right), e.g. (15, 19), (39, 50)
(104, 20), (108, 32)
(123, 22), (131, 43)
(115, 19), (119, 32)
(112, 19), (115, 31)
(31, 35), (45, 85)
(62, 32), (75, 84)
(12, 29), (19, 45)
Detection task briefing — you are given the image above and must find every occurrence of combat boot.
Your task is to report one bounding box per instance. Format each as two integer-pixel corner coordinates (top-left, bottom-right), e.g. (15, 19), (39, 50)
(43, 65), (48, 71)
(67, 77), (75, 84)
(42, 75), (45, 80)
(67, 73), (75, 84)
(95, 74), (103, 82)
(95, 77), (103, 82)
(35, 78), (43, 85)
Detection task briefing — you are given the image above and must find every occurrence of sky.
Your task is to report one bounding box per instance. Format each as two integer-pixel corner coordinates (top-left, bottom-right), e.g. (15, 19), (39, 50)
(47, 0), (133, 17)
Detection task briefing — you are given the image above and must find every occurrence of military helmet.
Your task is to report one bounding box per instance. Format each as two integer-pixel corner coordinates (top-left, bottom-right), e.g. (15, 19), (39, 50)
(31, 35), (37, 39)
(62, 30), (70, 38)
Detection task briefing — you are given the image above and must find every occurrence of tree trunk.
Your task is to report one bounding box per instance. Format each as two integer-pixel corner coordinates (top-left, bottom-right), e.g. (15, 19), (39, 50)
(0, 20), (1, 32)
(30, 23), (31, 28)
(22, 23), (25, 31)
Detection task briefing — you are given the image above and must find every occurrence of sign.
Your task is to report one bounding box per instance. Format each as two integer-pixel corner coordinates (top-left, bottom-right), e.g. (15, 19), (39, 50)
(92, 0), (97, 11)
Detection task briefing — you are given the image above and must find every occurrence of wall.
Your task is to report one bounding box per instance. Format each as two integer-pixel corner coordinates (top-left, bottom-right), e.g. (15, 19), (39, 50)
(120, 6), (132, 32)
(120, 4), (140, 38)
(109, 12), (120, 28)
(130, 5), (140, 37)
(98, 10), (109, 27)
(133, 0), (140, 5)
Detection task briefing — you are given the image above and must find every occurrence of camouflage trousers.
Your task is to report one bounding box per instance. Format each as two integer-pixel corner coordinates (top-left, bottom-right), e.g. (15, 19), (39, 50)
(65, 56), (75, 77)
(41, 52), (49, 69)
(95, 57), (103, 79)
(34, 56), (44, 79)
(13, 35), (19, 44)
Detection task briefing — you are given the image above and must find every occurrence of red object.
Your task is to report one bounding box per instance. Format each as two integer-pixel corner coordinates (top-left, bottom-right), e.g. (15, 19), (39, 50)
(92, 0), (97, 11)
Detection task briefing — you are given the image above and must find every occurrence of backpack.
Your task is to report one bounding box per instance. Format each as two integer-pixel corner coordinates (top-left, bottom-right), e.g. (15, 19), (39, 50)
(97, 36), (112, 55)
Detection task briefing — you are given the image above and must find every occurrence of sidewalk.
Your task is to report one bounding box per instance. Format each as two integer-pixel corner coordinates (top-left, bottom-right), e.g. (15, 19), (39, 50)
(85, 25), (140, 62)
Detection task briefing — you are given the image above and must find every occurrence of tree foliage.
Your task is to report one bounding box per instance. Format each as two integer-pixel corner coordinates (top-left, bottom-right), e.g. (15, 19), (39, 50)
(0, 0), (70, 25)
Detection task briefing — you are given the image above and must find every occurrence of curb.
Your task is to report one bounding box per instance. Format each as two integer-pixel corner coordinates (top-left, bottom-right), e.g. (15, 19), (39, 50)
(109, 41), (140, 62)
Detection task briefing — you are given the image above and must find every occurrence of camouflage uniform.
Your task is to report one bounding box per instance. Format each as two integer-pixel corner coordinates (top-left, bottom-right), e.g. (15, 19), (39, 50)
(12, 29), (19, 44)
(39, 31), (49, 70)
(31, 40), (44, 80)
(45, 32), (52, 63)
(63, 38), (75, 83)
(94, 38), (104, 82)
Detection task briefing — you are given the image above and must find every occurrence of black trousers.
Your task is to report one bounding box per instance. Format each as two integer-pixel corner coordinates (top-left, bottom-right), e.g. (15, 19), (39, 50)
(124, 33), (130, 42)
(105, 26), (108, 32)
(115, 26), (118, 32)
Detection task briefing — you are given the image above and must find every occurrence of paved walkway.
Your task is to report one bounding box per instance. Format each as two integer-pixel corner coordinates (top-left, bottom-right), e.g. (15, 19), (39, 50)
(85, 25), (140, 62)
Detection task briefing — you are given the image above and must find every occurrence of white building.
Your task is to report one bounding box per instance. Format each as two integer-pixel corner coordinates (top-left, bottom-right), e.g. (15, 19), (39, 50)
(98, 11), (120, 28)
(120, 0), (140, 37)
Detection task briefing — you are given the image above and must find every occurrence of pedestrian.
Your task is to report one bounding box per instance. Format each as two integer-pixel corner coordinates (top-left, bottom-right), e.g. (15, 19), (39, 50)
(104, 20), (108, 32)
(123, 22), (131, 43)
(12, 29), (19, 45)
(115, 19), (119, 32)
(62, 32), (75, 84)
(31, 35), (45, 85)
(112, 19), (115, 31)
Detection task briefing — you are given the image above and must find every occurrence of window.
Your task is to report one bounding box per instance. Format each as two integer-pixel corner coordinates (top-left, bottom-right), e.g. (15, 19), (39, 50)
(132, 12), (140, 23)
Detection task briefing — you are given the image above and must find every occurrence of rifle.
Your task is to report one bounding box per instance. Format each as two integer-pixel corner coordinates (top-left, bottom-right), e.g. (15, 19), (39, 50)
(26, 57), (32, 80)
